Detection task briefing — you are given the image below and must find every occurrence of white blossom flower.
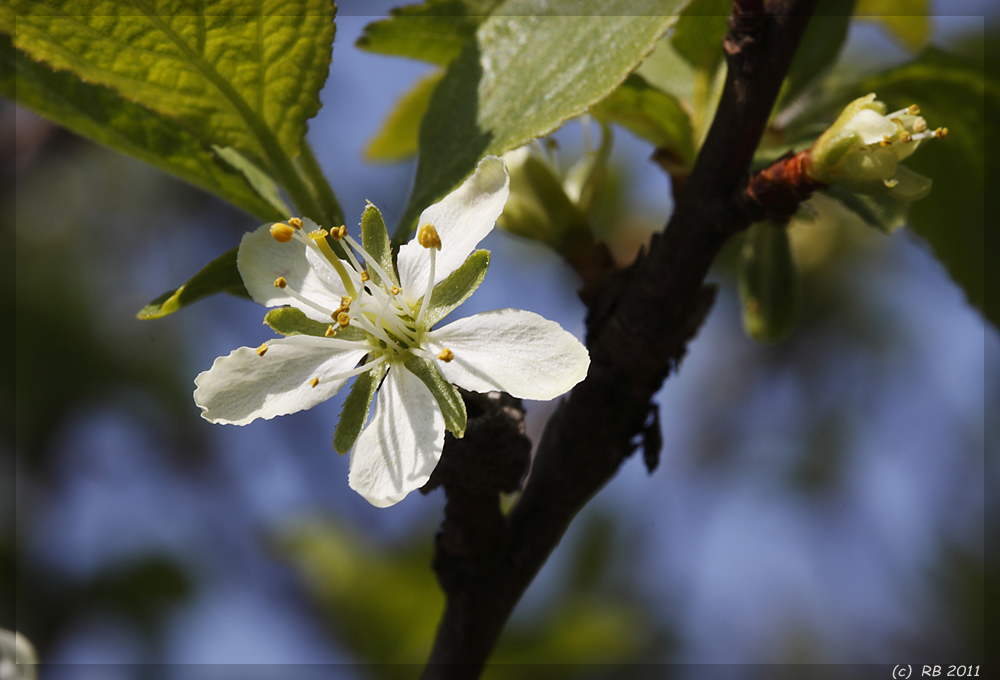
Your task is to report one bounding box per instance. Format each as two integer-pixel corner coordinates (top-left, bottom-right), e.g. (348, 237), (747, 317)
(194, 157), (590, 507)
(811, 93), (946, 200)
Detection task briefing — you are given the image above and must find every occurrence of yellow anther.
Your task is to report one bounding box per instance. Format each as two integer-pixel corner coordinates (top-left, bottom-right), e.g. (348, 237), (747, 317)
(330, 225), (348, 240)
(360, 270), (370, 282)
(417, 224), (442, 250)
(270, 222), (295, 243)
(337, 311), (351, 328)
(324, 325), (337, 337)
(308, 228), (329, 242)
(438, 348), (454, 363)
(880, 135), (893, 147)
(935, 127), (948, 139)
(390, 285), (401, 295)
(899, 131), (913, 143)
(288, 217), (304, 229)
(340, 295), (352, 309)
(309, 377), (319, 388)
(256, 343), (269, 357)
(884, 178), (899, 188)
(913, 118), (928, 133)
(274, 276), (287, 289)
(907, 104), (920, 115)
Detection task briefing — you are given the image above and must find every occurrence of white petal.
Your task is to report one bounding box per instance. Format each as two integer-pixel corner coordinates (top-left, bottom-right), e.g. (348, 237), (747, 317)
(397, 156), (509, 305)
(844, 109), (897, 145)
(237, 220), (349, 322)
(194, 338), (369, 425)
(425, 309), (590, 401)
(349, 365), (445, 507)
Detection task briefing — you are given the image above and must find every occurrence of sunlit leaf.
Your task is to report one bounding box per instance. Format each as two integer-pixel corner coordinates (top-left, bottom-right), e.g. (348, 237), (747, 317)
(364, 70), (443, 163)
(855, 0), (930, 51)
(591, 73), (694, 166)
(137, 247), (249, 320)
(2, 0), (337, 220)
(399, 0), (687, 240)
(0, 34), (284, 221)
(356, 0), (502, 66)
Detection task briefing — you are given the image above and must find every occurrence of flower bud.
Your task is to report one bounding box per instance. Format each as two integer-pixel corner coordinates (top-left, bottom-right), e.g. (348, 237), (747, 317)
(809, 93), (940, 201)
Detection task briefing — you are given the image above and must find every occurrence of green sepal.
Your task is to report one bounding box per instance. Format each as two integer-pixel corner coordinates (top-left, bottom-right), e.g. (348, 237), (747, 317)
(820, 186), (910, 233)
(137, 247), (249, 319)
(810, 129), (860, 179)
(212, 145), (292, 217)
(404, 356), (467, 438)
(264, 307), (367, 342)
(333, 361), (387, 455)
(360, 203), (399, 289)
(739, 222), (800, 343)
(885, 165), (933, 202)
(420, 250), (490, 327)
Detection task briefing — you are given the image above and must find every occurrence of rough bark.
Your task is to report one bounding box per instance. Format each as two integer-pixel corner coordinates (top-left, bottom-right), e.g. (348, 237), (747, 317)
(422, 2), (821, 677)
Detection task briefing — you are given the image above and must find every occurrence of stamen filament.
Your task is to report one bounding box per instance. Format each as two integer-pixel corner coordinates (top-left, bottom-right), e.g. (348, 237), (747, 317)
(417, 247), (436, 326)
(344, 234), (397, 289)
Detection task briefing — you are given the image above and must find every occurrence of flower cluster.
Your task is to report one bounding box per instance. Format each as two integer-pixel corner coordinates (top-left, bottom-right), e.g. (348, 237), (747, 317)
(193, 157), (590, 507)
(810, 93), (946, 201)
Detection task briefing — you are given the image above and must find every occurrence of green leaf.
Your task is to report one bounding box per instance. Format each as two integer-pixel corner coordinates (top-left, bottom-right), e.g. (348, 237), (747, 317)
(739, 222), (800, 343)
(360, 202), (399, 289)
(2, 0), (338, 223)
(334, 361), (387, 455)
(591, 73), (695, 166)
(0, 33), (284, 222)
(356, 0), (501, 66)
(264, 307), (368, 342)
(137, 247), (249, 320)
(778, 0), (855, 109)
(421, 249), (490, 327)
(397, 0), (686, 240)
(212, 145), (291, 217)
(858, 48), (996, 325)
(364, 70), (443, 163)
(855, 0), (930, 52)
(670, 0), (729, 69)
(404, 356), (467, 437)
(820, 185), (910, 233)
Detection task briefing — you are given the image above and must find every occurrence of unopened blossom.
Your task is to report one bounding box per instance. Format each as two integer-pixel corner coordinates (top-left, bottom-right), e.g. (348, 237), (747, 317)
(810, 93), (946, 201)
(194, 157), (590, 507)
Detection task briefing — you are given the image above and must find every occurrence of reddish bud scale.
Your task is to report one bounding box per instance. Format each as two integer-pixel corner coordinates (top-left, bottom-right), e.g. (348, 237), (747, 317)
(744, 149), (825, 223)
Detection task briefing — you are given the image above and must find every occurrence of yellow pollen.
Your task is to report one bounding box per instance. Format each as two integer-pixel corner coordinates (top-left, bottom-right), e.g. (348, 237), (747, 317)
(438, 348), (454, 362)
(308, 228), (329, 242)
(391, 285), (401, 295)
(288, 217), (304, 229)
(270, 223), (295, 243)
(256, 343), (269, 357)
(899, 131), (913, 143)
(908, 104), (920, 115)
(324, 325), (337, 337)
(417, 224), (442, 249)
(309, 377), (319, 388)
(340, 295), (352, 309)
(935, 127), (948, 139)
(274, 276), (287, 289)
(913, 118), (928, 133)
(330, 225), (348, 240)
(337, 311), (351, 328)
(880, 135), (893, 147)
(360, 270), (370, 282)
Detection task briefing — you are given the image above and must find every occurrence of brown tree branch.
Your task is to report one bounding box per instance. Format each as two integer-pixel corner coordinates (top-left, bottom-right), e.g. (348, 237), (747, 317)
(422, 1), (820, 677)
